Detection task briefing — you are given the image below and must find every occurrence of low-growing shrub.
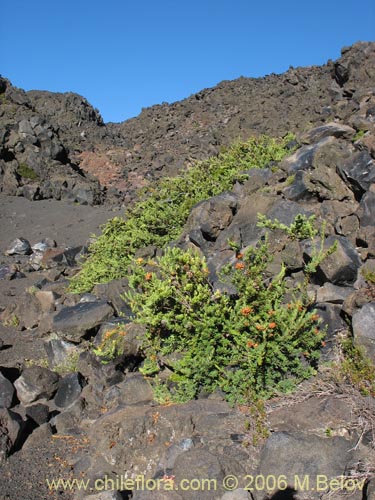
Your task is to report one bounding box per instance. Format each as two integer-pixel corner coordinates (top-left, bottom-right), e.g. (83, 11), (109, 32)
(337, 337), (375, 397)
(92, 326), (127, 364)
(16, 163), (39, 180)
(125, 216), (326, 405)
(69, 134), (295, 293)
(54, 350), (80, 375)
(257, 213), (318, 240)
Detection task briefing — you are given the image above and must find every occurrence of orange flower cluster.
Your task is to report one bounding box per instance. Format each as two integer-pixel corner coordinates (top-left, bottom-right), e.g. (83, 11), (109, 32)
(103, 328), (126, 340)
(240, 306), (252, 316)
(235, 262), (245, 270)
(247, 340), (259, 348)
(145, 272), (153, 281)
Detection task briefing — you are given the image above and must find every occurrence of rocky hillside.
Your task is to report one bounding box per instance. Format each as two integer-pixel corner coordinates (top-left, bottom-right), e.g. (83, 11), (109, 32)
(1, 41), (375, 500)
(1, 42), (375, 204)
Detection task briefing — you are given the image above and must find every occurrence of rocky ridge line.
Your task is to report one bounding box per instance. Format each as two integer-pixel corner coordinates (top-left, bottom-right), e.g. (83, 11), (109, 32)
(1, 42), (375, 205)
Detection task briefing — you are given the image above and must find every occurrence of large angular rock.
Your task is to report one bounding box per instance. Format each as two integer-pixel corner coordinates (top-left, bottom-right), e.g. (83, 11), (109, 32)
(235, 168), (272, 196)
(280, 138), (334, 174)
(34, 290), (59, 313)
(280, 137), (352, 175)
(85, 399), (249, 486)
(268, 396), (354, 437)
(0, 373), (15, 409)
(184, 191), (238, 245)
(305, 236), (361, 286)
(338, 151), (375, 199)
(300, 122), (356, 144)
(0, 409), (23, 464)
(40, 246), (83, 269)
(284, 164), (353, 202)
(316, 282), (352, 304)
(77, 351), (125, 387)
(44, 338), (80, 368)
(256, 432), (357, 499)
(52, 300), (114, 341)
(5, 237), (32, 256)
(102, 373), (154, 408)
(93, 278), (133, 317)
(25, 403), (50, 425)
(171, 448), (227, 500)
(22, 422), (53, 451)
(54, 373), (84, 408)
(14, 366), (60, 405)
(357, 191), (375, 226)
(0, 264), (17, 281)
(14, 292), (42, 330)
(352, 302), (375, 361)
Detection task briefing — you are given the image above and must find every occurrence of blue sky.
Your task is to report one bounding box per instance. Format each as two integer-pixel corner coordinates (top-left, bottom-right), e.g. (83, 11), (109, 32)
(1, 0), (374, 123)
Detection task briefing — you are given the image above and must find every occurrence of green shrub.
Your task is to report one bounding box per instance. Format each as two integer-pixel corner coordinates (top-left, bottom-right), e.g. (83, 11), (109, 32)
(361, 268), (375, 285)
(16, 163), (39, 180)
(352, 129), (366, 142)
(93, 325), (126, 364)
(125, 218), (325, 405)
(92, 325), (127, 364)
(338, 337), (375, 396)
(69, 134), (295, 292)
(257, 213), (318, 240)
(53, 350), (80, 375)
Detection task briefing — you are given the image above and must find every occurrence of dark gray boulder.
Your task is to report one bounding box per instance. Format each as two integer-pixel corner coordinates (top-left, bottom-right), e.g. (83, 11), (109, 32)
(357, 191), (375, 226)
(77, 350), (125, 387)
(44, 338), (80, 368)
(0, 408), (24, 464)
(315, 303), (347, 334)
(299, 122), (355, 144)
(5, 237), (32, 256)
(14, 366), (60, 405)
(352, 302), (375, 361)
(54, 373), (84, 408)
(0, 373), (15, 409)
(102, 373), (154, 408)
(280, 138), (335, 174)
(338, 151), (375, 199)
(171, 448), (226, 500)
(0, 264), (17, 281)
(85, 399), (249, 489)
(304, 235), (361, 286)
(186, 191), (238, 244)
(13, 292), (42, 330)
(25, 403), (50, 425)
(315, 282), (353, 304)
(256, 432), (357, 499)
(93, 277), (134, 317)
(52, 300), (114, 341)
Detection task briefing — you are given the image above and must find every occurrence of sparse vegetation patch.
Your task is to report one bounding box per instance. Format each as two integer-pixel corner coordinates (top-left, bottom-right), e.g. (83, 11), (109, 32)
(69, 134), (295, 292)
